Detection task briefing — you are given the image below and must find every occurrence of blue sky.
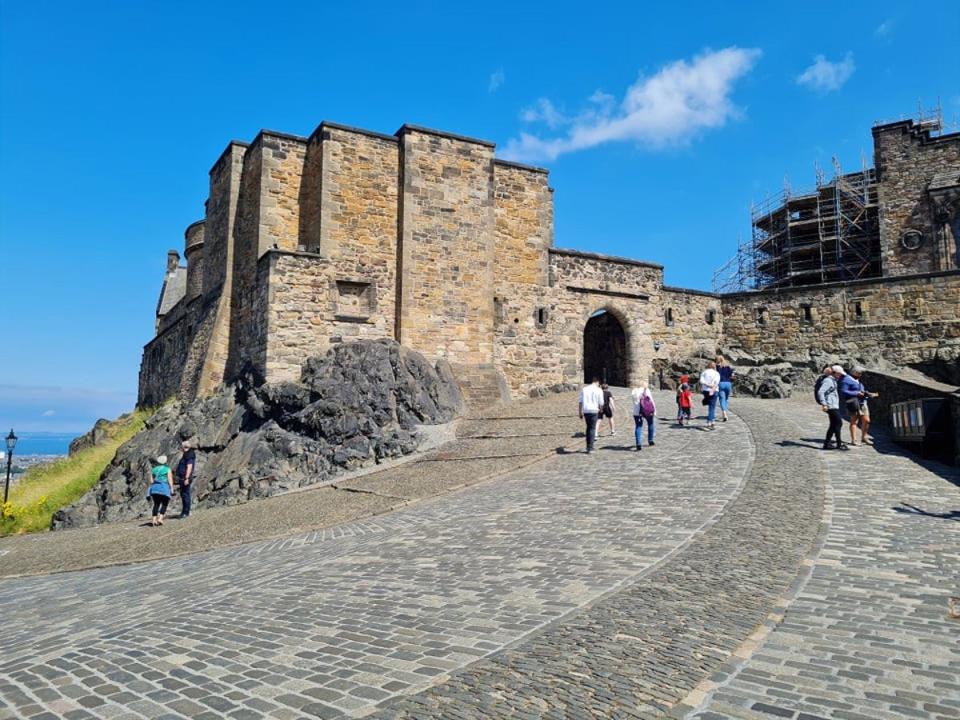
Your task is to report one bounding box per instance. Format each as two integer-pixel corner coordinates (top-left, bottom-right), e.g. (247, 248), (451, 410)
(1, 1), (958, 432)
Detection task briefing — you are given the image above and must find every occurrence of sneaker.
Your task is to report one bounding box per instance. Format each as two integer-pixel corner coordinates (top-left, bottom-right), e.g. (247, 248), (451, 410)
(649, 441), (656, 446)
(635, 446), (642, 451)
(837, 443), (850, 451)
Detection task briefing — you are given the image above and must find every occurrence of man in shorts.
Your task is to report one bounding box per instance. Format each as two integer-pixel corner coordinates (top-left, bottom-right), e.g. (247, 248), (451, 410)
(836, 365), (866, 447)
(849, 367), (879, 445)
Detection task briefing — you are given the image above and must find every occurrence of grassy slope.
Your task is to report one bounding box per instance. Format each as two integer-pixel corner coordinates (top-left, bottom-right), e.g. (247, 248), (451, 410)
(1, 410), (151, 535)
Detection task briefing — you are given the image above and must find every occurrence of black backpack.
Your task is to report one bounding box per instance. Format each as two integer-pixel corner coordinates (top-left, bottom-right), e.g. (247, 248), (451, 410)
(813, 375), (827, 403)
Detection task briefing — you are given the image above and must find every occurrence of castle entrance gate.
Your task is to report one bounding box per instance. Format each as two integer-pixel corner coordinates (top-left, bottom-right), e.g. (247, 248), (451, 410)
(583, 310), (627, 386)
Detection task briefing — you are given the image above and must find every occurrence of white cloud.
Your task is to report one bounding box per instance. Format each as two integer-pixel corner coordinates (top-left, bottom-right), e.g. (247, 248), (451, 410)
(501, 47), (762, 163)
(520, 98), (569, 129)
(42, 410), (56, 417)
(796, 53), (855, 92)
(488, 68), (505, 93)
(875, 19), (893, 37)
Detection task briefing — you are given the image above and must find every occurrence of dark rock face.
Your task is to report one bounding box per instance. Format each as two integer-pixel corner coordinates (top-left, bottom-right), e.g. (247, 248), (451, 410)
(659, 348), (899, 400)
(52, 341), (463, 530)
(68, 418), (113, 456)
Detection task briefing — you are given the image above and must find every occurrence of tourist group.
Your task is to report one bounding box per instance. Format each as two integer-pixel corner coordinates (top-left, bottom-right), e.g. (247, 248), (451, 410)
(577, 356), (735, 454)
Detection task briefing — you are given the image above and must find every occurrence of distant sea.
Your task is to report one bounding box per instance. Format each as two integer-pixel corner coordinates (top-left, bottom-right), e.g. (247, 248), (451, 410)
(10, 432), (78, 457)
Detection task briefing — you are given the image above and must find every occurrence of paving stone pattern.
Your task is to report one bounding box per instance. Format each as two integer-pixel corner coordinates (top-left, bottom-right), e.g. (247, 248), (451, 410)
(2, 392), (955, 720)
(368, 399), (826, 719)
(0, 391), (751, 719)
(691, 401), (960, 720)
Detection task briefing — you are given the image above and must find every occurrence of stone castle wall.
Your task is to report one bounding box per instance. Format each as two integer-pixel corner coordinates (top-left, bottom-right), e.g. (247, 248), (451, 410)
(721, 270), (960, 366)
(139, 118), (960, 409)
(874, 123), (960, 276)
(397, 128), (496, 366)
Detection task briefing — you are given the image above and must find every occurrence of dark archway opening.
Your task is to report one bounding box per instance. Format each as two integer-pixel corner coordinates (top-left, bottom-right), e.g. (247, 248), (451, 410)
(583, 310), (627, 385)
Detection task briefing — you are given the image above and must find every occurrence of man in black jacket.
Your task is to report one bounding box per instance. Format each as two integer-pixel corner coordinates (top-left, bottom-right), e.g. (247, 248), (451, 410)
(175, 441), (196, 518)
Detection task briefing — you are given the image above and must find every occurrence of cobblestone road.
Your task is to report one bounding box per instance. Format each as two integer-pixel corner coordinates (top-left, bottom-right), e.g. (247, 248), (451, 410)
(0, 391), (752, 719)
(1, 392), (956, 720)
(690, 401), (960, 720)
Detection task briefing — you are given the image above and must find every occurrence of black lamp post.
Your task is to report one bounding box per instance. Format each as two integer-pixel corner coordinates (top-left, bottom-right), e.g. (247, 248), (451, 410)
(4, 429), (16, 504)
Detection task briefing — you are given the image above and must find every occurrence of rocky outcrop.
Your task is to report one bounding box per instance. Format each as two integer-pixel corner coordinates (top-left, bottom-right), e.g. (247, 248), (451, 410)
(662, 348), (908, 399)
(52, 341), (462, 530)
(68, 418), (113, 455)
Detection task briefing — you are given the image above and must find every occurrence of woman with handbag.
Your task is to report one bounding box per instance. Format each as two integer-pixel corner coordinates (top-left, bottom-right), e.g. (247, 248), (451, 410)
(699, 362), (721, 430)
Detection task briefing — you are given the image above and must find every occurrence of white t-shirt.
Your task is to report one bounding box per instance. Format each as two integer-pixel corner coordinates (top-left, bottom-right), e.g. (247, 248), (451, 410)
(700, 368), (721, 392)
(580, 384), (604, 414)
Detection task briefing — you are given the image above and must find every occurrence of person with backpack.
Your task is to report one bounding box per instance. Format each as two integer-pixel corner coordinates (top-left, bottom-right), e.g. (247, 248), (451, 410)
(147, 454), (174, 526)
(816, 365), (848, 450)
(631, 382), (657, 450)
(599, 383), (616, 436)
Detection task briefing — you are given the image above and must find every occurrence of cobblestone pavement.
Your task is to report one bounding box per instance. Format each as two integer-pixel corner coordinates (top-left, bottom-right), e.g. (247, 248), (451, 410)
(0, 390), (754, 719)
(689, 400), (960, 720)
(0, 393), (585, 578)
(1, 392), (955, 720)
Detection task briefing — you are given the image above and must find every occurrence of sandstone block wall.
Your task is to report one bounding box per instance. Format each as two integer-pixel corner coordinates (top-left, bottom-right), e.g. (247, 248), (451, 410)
(315, 125), (399, 341)
(398, 127), (496, 365)
(874, 122), (960, 276)
(658, 288), (723, 362)
(494, 249), (665, 395)
(722, 270), (960, 365)
(259, 251), (397, 382)
(184, 221), (205, 301)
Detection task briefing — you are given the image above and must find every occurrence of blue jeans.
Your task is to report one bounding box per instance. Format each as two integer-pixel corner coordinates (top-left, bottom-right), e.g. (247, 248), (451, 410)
(583, 413), (598, 452)
(718, 381), (732, 412)
(634, 414), (654, 447)
(178, 481), (192, 516)
(706, 392), (719, 423)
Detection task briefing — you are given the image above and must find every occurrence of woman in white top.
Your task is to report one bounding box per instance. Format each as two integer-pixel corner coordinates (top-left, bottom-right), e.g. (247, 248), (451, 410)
(630, 382), (657, 450)
(699, 362), (721, 429)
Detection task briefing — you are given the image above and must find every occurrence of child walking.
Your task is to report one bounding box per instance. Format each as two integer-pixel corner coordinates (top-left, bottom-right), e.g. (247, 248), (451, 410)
(677, 383), (693, 425)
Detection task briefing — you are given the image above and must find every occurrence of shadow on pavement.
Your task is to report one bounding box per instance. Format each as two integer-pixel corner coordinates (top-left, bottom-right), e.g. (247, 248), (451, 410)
(892, 503), (960, 520)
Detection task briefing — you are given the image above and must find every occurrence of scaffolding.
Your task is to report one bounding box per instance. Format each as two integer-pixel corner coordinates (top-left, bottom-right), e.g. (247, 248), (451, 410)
(713, 158), (880, 292)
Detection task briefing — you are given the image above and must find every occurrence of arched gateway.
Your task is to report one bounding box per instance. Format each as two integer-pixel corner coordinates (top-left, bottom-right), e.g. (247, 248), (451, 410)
(583, 310), (628, 386)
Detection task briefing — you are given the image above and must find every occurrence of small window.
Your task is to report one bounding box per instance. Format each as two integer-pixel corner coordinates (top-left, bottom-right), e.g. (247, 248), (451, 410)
(705, 309), (716, 325)
(494, 296), (505, 324)
(800, 304), (813, 324)
(535, 307), (548, 328)
(186, 324), (194, 337)
(756, 307), (768, 325)
(850, 300), (868, 322)
(665, 308), (674, 327)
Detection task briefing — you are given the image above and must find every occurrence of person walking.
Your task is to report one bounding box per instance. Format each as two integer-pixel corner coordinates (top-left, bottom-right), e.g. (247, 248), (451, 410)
(716, 355), (735, 422)
(600, 383), (616, 436)
(836, 365), (865, 447)
(175, 441), (196, 518)
(631, 382), (656, 450)
(579, 377), (604, 454)
(699, 362), (721, 429)
(849, 367), (879, 446)
(677, 382), (693, 425)
(147, 455), (174, 526)
(817, 366), (848, 450)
